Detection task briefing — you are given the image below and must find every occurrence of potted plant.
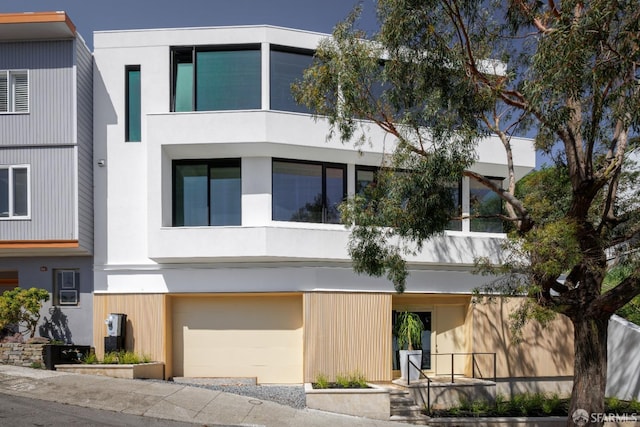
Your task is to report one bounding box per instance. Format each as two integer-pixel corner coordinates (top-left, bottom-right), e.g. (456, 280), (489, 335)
(394, 311), (424, 381)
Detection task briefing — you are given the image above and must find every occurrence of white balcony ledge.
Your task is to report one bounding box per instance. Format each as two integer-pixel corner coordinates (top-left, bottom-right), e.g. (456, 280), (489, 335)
(147, 225), (505, 265)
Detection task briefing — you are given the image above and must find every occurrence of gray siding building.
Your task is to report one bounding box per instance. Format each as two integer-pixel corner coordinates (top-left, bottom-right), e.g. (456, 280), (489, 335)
(0, 12), (93, 345)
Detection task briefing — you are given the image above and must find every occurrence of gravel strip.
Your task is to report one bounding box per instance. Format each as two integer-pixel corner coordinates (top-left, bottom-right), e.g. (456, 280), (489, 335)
(200, 384), (306, 409)
(156, 381), (306, 409)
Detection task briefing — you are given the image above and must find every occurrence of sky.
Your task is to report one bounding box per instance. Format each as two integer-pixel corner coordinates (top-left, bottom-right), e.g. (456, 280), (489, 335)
(4, 0), (379, 50)
(5, 0), (548, 166)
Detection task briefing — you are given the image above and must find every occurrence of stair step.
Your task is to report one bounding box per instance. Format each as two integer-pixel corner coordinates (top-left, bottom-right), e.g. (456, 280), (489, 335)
(390, 396), (416, 406)
(390, 414), (431, 425)
(391, 405), (424, 416)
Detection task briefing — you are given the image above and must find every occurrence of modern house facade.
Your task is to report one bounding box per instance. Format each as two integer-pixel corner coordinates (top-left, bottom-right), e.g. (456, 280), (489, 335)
(92, 24), (575, 388)
(0, 12), (93, 345)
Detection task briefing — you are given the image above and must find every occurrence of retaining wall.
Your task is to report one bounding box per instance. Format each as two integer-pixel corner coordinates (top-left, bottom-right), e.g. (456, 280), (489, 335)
(0, 343), (45, 368)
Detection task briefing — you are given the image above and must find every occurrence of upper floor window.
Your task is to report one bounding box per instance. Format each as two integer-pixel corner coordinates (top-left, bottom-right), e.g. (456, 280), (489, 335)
(173, 159), (241, 226)
(470, 177), (504, 233)
(270, 47), (313, 113)
(355, 166), (462, 231)
(272, 159), (346, 224)
(171, 46), (261, 112)
(0, 165), (29, 219)
(0, 70), (28, 113)
(125, 66), (141, 142)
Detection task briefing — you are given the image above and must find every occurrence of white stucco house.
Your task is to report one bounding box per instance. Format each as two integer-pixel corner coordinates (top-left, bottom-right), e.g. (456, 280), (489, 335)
(92, 24), (577, 388)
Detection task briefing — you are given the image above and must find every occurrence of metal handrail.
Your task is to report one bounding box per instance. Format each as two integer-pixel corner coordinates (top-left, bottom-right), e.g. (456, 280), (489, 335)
(404, 351), (497, 414)
(407, 357), (432, 414)
(423, 352), (497, 383)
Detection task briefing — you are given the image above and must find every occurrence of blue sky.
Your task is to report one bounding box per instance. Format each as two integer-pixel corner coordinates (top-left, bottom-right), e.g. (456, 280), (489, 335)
(5, 0), (378, 50)
(6, 0), (548, 166)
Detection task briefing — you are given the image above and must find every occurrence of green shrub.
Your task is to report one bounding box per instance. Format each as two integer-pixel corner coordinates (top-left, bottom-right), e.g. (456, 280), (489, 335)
(314, 373), (329, 389)
(606, 396), (623, 413)
(82, 352), (99, 364)
(0, 287), (49, 339)
(347, 371), (368, 388)
(541, 393), (564, 415)
(431, 392), (570, 418)
(494, 394), (509, 414)
(102, 352), (119, 364)
(97, 351), (151, 365)
(335, 374), (350, 388)
(118, 351), (143, 364)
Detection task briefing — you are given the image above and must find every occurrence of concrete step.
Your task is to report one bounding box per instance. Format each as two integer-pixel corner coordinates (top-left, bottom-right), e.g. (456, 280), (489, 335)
(390, 396), (415, 406)
(389, 414), (431, 425)
(391, 404), (425, 417)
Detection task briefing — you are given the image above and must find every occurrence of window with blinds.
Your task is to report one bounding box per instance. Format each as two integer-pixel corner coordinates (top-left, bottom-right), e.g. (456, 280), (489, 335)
(0, 70), (29, 113)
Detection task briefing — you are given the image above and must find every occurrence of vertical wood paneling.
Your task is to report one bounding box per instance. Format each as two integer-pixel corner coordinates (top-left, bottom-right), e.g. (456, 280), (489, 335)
(93, 294), (169, 374)
(304, 292), (392, 382)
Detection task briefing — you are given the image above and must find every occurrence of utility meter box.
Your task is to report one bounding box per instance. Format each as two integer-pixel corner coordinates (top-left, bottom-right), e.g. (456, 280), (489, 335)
(104, 313), (127, 352)
(106, 313), (126, 337)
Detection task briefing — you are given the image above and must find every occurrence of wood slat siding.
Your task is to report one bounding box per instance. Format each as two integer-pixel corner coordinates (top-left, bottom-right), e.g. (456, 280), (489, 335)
(0, 40), (74, 146)
(93, 294), (170, 377)
(304, 292), (392, 383)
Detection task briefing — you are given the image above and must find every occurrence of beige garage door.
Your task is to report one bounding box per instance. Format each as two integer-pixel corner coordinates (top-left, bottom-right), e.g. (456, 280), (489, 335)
(172, 294), (303, 384)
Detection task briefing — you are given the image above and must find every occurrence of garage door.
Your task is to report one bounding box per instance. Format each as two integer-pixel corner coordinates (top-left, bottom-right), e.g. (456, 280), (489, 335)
(172, 294), (303, 384)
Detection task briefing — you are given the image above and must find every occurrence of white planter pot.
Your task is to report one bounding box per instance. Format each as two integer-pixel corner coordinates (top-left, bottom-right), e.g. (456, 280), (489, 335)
(399, 349), (422, 381)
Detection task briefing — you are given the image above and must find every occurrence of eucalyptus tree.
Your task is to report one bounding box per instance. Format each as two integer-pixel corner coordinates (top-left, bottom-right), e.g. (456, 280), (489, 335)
(293, 1), (640, 425)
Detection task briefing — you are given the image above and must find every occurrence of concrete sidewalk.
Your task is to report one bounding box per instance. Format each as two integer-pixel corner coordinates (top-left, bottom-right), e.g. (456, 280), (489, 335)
(0, 365), (415, 427)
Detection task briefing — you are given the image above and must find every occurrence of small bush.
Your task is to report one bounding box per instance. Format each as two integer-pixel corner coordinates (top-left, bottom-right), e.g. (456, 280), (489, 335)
(82, 352), (99, 364)
(335, 374), (350, 388)
(92, 351), (151, 365)
(431, 392), (569, 418)
(312, 371), (369, 389)
(102, 352), (119, 364)
(541, 393), (564, 415)
(314, 373), (329, 389)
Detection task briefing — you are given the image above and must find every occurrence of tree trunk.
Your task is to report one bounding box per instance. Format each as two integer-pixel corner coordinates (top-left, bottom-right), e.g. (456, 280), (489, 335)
(567, 316), (608, 427)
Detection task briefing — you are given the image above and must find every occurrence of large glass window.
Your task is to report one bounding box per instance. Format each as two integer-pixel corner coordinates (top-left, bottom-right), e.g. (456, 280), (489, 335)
(355, 166), (462, 231)
(0, 165), (29, 219)
(173, 159), (241, 226)
(0, 70), (28, 113)
(270, 47), (313, 113)
(470, 177), (504, 232)
(171, 46), (261, 112)
(355, 166), (376, 194)
(272, 160), (346, 224)
(125, 66), (141, 142)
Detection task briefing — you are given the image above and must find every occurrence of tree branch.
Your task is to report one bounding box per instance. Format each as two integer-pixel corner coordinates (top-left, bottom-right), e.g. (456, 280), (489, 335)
(591, 269), (640, 316)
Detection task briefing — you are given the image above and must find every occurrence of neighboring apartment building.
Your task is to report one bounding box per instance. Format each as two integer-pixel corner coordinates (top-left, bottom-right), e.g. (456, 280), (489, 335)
(93, 25), (573, 388)
(0, 12), (93, 344)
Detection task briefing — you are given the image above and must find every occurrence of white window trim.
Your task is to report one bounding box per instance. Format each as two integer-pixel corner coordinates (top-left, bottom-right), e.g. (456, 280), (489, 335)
(0, 164), (31, 220)
(54, 269), (80, 306)
(0, 69), (29, 114)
